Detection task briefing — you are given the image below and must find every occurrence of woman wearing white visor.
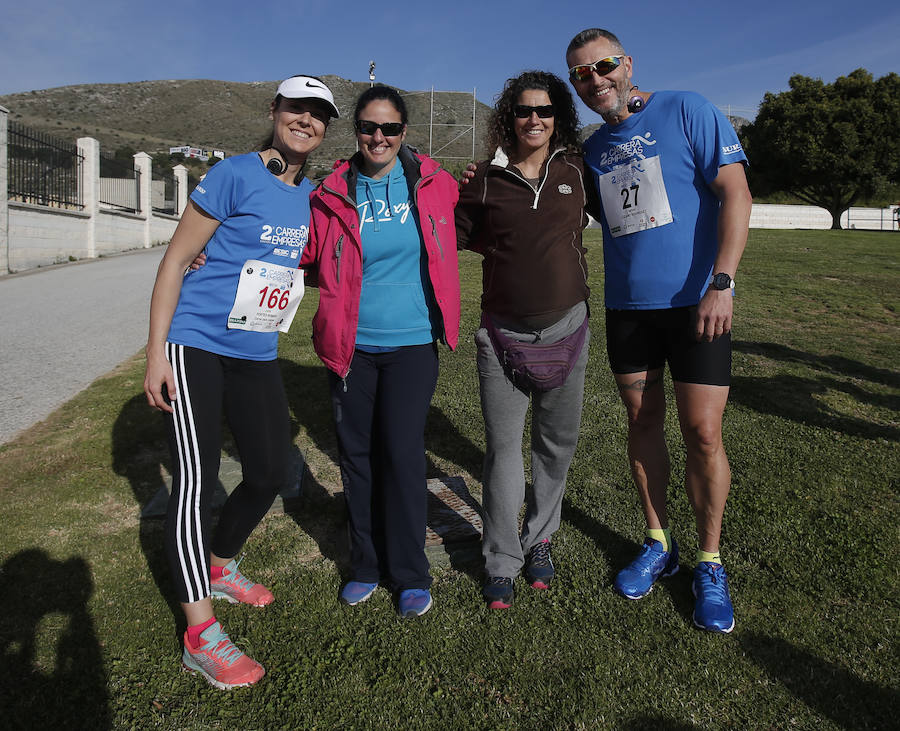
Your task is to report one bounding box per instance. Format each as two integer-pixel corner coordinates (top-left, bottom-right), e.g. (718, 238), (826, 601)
(144, 75), (338, 689)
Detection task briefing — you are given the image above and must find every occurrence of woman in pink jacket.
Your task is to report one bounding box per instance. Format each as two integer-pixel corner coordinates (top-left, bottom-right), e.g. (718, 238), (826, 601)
(301, 85), (460, 618)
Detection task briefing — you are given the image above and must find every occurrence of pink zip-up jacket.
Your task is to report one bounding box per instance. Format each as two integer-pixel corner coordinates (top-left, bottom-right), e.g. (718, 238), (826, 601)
(301, 145), (461, 377)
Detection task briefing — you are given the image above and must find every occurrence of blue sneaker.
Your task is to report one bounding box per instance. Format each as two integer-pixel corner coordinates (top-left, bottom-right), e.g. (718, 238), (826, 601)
(340, 581), (378, 606)
(397, 589), (433, 618)
(482, 576), (514, 609)
(524, 539), (554, 589)
(692, 562), (735, 633)
(614, 538), (679, 599)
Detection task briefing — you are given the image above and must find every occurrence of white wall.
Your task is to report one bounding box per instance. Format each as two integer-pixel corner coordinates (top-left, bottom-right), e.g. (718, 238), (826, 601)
(5, 203), (179, 271)
(751, 204), (898, 230)
(589, 204), (899, 231)
(1, 117), (186, 273)
(7, 204), (91, 270)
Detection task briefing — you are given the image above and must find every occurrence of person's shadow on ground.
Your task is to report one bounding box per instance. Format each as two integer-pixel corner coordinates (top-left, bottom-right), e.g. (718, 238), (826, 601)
(0, 549), (110, 730)
(738, 631), (899, 728)
(113, 358), (632, 601)
(278, 360), (489, 580)
(111, 389), (318, 631)
(112, 394), (183, 632)
(731, 341), (899, 440)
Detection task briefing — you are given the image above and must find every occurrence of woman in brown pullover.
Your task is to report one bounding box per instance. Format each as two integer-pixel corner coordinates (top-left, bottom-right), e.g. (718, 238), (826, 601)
(455, 70), (593, 609)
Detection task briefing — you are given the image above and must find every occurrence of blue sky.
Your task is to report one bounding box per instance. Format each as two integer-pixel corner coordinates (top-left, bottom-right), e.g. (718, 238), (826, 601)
(2, 1), (897, 121)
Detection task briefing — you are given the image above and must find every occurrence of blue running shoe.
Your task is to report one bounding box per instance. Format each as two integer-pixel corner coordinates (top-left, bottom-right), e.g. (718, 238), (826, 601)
(692, 562), (735, 633)
(482, 576), (514, 609)
(614, 538), (679, 599)
(524, 539), (555, 589)
(340, 581), (378, 606)
(397, 589), (433, 618)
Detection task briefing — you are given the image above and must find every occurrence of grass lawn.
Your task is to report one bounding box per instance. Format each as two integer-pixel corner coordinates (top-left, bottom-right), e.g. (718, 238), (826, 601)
(0, 228), (897, 729)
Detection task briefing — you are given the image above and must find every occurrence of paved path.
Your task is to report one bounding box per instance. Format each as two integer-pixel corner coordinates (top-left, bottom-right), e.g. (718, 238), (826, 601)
(0, 248), (165, 444)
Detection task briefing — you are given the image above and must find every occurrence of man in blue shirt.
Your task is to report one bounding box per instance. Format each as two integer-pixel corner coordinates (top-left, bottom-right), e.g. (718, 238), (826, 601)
(567, 28), (752, 632)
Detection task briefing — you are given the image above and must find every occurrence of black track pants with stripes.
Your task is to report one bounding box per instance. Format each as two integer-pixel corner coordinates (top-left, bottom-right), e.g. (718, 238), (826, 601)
(163, 343), (291, 604)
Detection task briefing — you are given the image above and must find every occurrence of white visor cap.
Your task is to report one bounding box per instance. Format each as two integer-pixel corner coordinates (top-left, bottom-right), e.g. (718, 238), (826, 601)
(276, 76), (340, 118)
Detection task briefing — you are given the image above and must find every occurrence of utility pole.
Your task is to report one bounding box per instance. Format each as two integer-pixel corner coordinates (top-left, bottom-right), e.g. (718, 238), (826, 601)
(472, 88), (476, 160)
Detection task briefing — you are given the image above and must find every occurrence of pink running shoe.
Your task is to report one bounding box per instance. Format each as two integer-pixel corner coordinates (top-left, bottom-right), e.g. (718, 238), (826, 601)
(181, 621), (264, 690)
(210, 557), (274, 607)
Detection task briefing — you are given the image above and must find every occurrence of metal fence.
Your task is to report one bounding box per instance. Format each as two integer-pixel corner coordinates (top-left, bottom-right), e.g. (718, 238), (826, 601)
(844, 206), (900, 231)
(99, 152), (140, 213)
(7, 121), (84, 210)
(151, 165), (176, 215)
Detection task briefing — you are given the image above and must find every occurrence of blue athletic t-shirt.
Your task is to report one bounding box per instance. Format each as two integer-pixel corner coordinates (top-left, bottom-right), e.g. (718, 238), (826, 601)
(582, 91), (747, 309)
(354, 163), (436, 348)
(167, 153), (314, 360)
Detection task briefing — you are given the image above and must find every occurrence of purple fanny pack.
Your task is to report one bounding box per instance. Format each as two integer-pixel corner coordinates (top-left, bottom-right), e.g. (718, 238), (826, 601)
(482, 312), (589, 392)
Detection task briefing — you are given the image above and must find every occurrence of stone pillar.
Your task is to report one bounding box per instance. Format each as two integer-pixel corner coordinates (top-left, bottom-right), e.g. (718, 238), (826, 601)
(173, 164), (188, 216)
(77, 137), (100, 259)
(133, 152), (152, 247)
(1, 105), (8, 274)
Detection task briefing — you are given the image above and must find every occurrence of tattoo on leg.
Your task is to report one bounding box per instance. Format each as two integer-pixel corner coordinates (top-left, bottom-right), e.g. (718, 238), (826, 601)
(618, 373), (663, 392)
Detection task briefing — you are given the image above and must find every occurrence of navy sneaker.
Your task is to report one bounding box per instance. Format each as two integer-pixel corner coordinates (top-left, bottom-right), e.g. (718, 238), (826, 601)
(397, 589), (433, 618)
(340, 581), (378, 606)
(524, 539), (554, 589)
(482, 576), (514, 609)
(614, 538), (679, 599)
(692, 562), (735, 633)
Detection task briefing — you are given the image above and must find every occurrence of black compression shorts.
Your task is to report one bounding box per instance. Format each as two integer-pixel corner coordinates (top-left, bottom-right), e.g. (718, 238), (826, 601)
(605, 306), (731, 386)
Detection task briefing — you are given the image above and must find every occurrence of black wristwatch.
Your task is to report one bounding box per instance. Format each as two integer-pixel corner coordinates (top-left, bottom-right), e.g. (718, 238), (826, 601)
(710, 272), (735, 290)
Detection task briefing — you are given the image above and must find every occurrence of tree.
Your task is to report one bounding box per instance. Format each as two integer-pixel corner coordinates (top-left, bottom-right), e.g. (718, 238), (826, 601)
(114, 146), (136, 163)
(741, 69), (900, 228)
(151, 152), (172, 171)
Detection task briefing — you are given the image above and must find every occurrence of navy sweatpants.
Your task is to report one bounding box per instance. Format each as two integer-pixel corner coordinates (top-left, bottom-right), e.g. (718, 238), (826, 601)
(328, 343), (438, 592)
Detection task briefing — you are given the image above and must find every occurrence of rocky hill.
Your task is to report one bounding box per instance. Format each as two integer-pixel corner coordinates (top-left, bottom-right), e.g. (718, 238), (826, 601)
(0, 77), (494, 178)
(3, 78), (753, 181)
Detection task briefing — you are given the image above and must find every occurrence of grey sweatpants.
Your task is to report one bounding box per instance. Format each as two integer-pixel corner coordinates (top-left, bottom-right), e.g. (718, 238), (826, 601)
(476, 301), (590, 578)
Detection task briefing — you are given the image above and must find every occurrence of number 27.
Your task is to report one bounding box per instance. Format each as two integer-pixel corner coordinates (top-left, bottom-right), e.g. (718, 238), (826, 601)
(621, 183), (639, 209)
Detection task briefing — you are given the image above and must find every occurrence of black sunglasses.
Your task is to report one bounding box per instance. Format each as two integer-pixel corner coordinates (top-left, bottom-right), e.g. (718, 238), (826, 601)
(513, 104), (555, 119)
(355, 120), (405, 137)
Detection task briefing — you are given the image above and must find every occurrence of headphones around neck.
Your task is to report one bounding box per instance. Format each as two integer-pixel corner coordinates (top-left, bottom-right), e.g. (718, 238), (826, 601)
(265, 149), (287, 175)
(627, 86), (644, 114)
(261, 149), (304, 184)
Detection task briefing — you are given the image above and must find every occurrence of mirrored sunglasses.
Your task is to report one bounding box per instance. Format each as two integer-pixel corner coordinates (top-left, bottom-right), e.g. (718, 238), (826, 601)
(355, 120), (405, 137)
(513, 104), (555, 119)
(568, 55), (625, 83)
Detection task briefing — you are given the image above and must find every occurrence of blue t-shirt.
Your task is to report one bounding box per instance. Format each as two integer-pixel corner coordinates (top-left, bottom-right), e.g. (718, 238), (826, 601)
(355, 163), (436, 347)
(167, 153), (314, 360)
(582, 91), (747, 309)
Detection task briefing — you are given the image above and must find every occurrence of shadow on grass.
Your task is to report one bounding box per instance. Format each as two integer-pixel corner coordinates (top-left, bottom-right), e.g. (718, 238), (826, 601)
(731, 341), (900, 440)
(0, 549), (110, 730)
(283, 467), (350, 572)
(112, 394), (183, 632)
(424, 405), (487, 582)
(111, 384), (339, 627)
(111, 357), (488, 612)
(279, 360), (486, 482)
(279, 360), (487, 581)
(561, 495), (696, 625)
(425, 405), (486, 483)
(619, 719), (699, 730)
(738, 632), (899, 728)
